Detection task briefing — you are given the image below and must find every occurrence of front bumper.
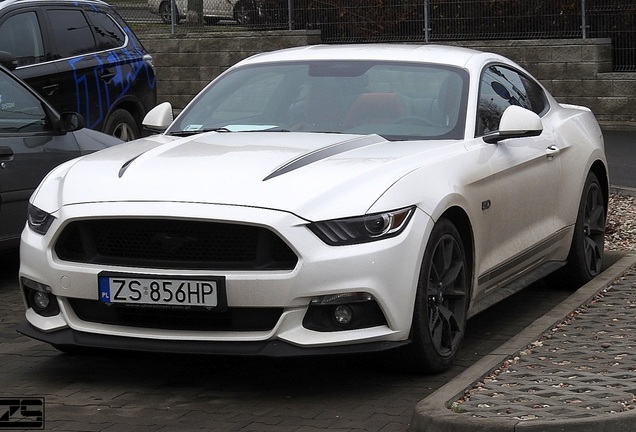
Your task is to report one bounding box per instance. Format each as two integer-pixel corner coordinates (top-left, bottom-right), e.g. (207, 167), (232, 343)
(17, 321), (409, 356)
(19, 202), (433, 354)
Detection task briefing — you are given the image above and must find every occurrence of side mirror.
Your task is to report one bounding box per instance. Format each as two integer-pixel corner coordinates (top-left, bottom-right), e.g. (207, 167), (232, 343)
(483, 105), (543, 144)
(143, 102), (174, 133)
(0, 51), (17, 71)
(58, 112), (85, 133)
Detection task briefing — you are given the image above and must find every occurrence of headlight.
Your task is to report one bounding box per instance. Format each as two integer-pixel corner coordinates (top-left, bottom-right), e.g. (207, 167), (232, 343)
(27, 204), (55, 235)
(309, 206), (415, 245)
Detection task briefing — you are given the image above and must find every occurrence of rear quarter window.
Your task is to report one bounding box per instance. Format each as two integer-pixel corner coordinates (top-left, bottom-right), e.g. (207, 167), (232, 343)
(86, 10), (126, 51)
(48, 9), (96, 59)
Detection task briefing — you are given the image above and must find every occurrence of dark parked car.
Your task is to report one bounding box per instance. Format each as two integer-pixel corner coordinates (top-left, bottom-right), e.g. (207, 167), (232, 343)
(0, 52), (122, 251)
(0, 0), (156, 141)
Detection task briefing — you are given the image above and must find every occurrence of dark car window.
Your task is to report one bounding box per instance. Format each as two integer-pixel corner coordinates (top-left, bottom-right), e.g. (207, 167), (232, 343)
(476, 65), (548, 136)
(86, 10), (126, 51)
(48, 9), (96, 59)
(0, 70), (48, 134)
(0, 12), (45, 67)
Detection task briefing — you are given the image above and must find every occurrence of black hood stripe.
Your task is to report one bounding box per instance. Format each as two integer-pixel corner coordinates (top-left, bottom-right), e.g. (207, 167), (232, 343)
(263, 135), (385, 181)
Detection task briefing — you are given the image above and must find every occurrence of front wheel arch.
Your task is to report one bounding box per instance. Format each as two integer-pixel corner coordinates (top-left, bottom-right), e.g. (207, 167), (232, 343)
(439, 206), (474, 287)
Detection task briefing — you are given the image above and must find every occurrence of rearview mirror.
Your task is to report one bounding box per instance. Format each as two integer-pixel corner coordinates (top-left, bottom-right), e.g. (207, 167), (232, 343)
(58, 112), (85, 133)
(0, 51), (17, 71)
(143, 102), (174, 133)
(483, 105), (543, 144)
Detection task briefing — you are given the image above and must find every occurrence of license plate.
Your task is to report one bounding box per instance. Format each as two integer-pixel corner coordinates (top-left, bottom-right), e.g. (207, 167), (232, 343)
(98, 274), (224, 308)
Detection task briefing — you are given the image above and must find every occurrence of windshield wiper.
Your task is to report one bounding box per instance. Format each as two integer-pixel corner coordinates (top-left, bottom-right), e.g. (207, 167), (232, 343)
(169, 127), (231, 137)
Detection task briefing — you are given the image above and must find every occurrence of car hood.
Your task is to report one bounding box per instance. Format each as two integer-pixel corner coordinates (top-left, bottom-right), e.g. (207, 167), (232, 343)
(38, 132), (451, 221)
(73, 127), (124, 153)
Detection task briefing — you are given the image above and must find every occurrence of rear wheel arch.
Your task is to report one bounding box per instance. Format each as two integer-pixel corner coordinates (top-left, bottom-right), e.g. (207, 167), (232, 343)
(590, 160), (609, 206)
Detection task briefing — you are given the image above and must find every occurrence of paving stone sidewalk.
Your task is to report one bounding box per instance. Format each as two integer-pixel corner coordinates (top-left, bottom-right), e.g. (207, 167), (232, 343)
(453, 269), (636, 420)
(411, 253), (636, 432)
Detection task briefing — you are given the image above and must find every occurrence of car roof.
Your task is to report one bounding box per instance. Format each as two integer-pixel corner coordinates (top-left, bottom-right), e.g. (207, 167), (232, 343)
(0, 0), (109, 10)
(237, 44), (502, 70)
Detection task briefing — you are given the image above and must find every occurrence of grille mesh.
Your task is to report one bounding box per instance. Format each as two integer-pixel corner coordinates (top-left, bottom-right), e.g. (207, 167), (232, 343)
(55, 219), (297, 270)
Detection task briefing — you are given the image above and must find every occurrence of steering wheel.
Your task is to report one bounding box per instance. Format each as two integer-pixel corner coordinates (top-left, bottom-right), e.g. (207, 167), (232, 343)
(393, 115), (437, 127)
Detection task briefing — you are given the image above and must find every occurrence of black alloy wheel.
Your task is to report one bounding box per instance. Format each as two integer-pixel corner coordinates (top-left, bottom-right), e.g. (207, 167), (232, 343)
(403, 218), (469, 374)
(581, 174), (606, 276)
(549, 171), (606, 289)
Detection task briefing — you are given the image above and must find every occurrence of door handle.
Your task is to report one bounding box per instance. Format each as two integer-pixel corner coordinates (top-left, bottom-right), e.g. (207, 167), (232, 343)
(546, 145), (560, 160)
(101, 71), (116, 81)
(41, 84), (59, 97)
(0, 146), (14, 168)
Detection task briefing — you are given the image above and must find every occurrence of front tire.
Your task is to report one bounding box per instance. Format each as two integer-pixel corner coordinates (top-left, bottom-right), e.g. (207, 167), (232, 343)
(403, 218), (469, 374)
(549, 171), (606, 289)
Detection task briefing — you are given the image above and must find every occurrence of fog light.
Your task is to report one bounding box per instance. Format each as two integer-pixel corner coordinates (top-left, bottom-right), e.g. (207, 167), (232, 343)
(22, 277), (60, 317)
(32, 291), (51, 310)
(334, 305), (353, 325)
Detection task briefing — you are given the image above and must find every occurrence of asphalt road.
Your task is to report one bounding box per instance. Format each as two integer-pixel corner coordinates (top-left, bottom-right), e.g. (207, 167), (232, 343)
(603, 128), (636, 189)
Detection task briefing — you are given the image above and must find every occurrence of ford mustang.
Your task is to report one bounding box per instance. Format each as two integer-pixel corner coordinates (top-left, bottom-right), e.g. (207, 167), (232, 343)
(18, 44), (608, 373)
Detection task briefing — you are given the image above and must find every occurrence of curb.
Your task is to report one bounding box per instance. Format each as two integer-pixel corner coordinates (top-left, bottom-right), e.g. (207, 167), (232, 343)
(611, 185), (636, 197)
(409, 252), (636, 432)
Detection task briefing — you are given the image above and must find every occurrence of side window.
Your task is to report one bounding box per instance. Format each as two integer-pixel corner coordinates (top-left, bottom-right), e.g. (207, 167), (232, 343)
(476, 65), (548, 136)
(86, 10), (126, 50)
(519, 74), (548, 116)
(48, 9), (96, 59)
(0, 71), (48, 134)
(0, 12), (45, 67)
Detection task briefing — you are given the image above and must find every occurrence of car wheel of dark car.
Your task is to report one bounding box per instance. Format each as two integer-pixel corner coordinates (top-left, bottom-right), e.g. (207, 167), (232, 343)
(548, 171), (606, 289)
(404, 218), (469, 373)
(234, 0), (260, 25)
(104, 109), (140, 142)
(159, 0), (179, 24)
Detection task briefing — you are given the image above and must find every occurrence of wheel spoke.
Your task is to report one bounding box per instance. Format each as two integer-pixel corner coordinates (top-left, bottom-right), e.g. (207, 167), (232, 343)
(440, 260), (466, 297)
(584, 235), (601, 275)
(587, 204), (606, 234)
(430, 304), (460, 353)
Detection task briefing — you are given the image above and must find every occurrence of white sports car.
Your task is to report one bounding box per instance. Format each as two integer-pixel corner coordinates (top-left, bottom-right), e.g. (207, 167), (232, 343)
(18, 44), (608, 373)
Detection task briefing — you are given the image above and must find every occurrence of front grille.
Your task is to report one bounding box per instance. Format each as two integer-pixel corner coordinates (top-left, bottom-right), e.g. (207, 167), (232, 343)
(55, 219), (298, 270)
(68, 299), (283, 331)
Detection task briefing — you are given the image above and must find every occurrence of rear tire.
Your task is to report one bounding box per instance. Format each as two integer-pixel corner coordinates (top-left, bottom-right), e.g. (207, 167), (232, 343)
(234, 0), (261, 25)
(104, 109), (140, 142)
(548, 171), (606, 289)
(401, 218), (469, 374)
(159, 1), (179, 24)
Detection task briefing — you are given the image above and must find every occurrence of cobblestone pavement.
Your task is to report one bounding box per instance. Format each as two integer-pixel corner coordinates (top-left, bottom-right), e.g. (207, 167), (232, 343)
(0, 250), (584, 432)
(454, 269), (636, 421)
(411, 253), (636, 432)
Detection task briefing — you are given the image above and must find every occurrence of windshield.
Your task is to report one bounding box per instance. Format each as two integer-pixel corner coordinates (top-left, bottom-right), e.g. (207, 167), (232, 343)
(168, 61), (468, 141)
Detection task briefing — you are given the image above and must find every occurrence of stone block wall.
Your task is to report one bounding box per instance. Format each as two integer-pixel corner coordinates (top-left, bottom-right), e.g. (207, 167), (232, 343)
(139, 33), (636, 125)
(140, 30), (321, 110)
(449, 39), (635, 125)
